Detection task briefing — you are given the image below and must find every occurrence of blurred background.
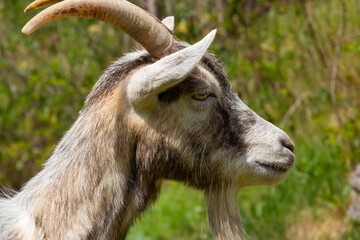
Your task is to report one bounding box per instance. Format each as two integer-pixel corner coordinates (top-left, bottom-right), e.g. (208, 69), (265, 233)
(1, 0), (360, 239)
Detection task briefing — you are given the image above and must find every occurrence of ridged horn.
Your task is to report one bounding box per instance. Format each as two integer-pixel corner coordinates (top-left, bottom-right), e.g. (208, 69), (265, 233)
(22, 0), (178, 59)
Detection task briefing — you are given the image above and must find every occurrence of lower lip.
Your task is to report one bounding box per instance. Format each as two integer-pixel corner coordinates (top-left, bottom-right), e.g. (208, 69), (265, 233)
(256, 162), (290, 174)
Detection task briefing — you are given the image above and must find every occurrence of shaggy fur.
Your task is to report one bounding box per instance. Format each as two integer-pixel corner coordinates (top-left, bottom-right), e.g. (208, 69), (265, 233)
(0, 25), (295, 240)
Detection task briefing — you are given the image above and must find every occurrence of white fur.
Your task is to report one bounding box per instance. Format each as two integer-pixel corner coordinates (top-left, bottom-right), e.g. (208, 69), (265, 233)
(161, 16), (175, 31)
(0, 197), (36, 240)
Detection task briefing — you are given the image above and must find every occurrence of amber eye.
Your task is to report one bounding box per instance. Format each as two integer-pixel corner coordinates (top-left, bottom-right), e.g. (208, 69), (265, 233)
(191, 92), (212, 101)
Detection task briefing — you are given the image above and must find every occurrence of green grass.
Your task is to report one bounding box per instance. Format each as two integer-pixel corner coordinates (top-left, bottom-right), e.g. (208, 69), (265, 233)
(129, 183), (210, 240)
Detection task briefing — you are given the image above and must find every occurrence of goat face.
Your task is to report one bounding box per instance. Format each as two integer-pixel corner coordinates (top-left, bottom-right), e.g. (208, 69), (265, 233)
(125, 30), (295, 190)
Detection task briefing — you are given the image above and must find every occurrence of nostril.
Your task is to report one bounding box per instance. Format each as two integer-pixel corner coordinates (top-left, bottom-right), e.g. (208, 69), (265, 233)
(281, 138), (295, 153)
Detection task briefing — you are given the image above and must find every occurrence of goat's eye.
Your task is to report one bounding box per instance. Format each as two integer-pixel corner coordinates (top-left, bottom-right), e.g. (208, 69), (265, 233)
(192, 92), (212, 101)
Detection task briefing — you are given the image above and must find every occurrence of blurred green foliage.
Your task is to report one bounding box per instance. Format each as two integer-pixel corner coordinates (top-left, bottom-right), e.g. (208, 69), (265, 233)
(1, 0), (360, 239)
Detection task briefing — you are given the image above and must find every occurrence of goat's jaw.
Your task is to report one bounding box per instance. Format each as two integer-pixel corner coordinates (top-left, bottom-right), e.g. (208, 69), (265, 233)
(244, 136), (295, 186)
(205, 186), (247, 240)
(246, 152), (295, 186)
(241, 154), (295, 187)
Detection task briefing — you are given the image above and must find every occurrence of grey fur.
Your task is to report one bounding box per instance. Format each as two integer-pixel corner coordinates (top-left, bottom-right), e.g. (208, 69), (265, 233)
(0, 39), (294, 240)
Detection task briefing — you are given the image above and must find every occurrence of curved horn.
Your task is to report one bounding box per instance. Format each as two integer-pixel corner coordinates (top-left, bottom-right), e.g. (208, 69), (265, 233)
(22, 0), (178, 59)
(24, 0), (64, 12)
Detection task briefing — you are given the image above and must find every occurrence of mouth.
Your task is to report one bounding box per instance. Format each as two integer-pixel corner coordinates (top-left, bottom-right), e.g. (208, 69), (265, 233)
(255, 160), (294, 174)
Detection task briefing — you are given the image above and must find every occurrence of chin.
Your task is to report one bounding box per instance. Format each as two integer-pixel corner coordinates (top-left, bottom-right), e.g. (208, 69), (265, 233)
(257, 162), (293, 185)
(237, 160), (294, 188)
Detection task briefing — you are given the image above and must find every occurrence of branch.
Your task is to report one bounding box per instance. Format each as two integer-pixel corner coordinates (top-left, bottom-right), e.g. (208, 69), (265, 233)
(279, 93), (307, 128)
(330, 0), (346, 128)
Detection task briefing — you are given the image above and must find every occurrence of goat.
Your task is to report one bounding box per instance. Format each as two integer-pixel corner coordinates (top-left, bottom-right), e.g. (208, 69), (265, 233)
(0, 0), (295, 239)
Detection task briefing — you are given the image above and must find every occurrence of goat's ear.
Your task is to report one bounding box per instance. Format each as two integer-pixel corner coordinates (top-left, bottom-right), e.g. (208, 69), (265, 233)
(162, 16), (174, 32)
(127, 29), (217, 109)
